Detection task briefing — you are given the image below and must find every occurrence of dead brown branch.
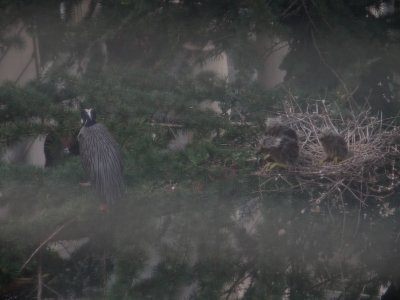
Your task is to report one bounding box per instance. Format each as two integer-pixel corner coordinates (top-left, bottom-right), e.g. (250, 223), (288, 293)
(19, 218), (75, 273)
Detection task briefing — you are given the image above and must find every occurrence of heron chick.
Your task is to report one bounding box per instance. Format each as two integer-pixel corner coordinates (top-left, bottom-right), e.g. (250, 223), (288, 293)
(319, 129), (348, 163)
(78, 108), (124, 209)
(257, 120), (299, 169)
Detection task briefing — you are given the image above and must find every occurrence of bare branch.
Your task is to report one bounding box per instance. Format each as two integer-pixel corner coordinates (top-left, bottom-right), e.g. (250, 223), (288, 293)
(19, 218), (75, 273)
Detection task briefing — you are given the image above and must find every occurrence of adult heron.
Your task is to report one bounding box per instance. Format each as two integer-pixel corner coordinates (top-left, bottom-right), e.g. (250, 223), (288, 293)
(78, 108), (124, 210)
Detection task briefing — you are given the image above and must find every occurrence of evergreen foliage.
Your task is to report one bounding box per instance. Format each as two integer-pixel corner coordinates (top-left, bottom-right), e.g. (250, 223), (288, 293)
(1, 0), (400, 298)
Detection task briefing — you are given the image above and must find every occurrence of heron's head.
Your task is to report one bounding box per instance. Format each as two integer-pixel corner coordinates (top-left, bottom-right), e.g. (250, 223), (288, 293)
(319, 128), (339, 144)
(261, 136), (282, 150)
(81, 108), (97, 127)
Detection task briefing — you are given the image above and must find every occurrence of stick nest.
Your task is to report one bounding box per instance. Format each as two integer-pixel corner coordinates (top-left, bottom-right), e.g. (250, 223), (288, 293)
(256, 103), (400, 205)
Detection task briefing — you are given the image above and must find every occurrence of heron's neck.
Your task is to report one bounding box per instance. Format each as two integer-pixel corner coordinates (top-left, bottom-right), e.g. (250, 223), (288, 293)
(84, 119), (96, 127)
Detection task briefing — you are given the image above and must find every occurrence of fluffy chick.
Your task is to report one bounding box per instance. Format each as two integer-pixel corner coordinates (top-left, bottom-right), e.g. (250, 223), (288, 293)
(319, 129), (348, 162)
(257, 121), (299, 168)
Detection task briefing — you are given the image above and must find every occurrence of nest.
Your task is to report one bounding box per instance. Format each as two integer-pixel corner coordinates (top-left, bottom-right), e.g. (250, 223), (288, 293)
(256, 103), (400, 205)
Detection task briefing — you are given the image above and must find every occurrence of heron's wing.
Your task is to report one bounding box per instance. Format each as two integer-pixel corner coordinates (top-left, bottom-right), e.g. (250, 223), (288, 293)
(78, 124), (124, 204)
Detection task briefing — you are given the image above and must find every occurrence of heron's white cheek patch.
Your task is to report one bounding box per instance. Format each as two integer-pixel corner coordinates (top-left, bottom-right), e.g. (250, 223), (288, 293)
(85, 109), (92, 120)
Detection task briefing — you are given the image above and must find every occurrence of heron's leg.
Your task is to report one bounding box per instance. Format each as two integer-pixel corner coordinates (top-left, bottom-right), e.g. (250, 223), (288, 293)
(260, 154), (271, 172)
(99, 202), (109, 214)
(333, 156), (345, 163)
(264, 161), (288, 171)
(320, 156), (332, 164)
(270, 162), (288, 169)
